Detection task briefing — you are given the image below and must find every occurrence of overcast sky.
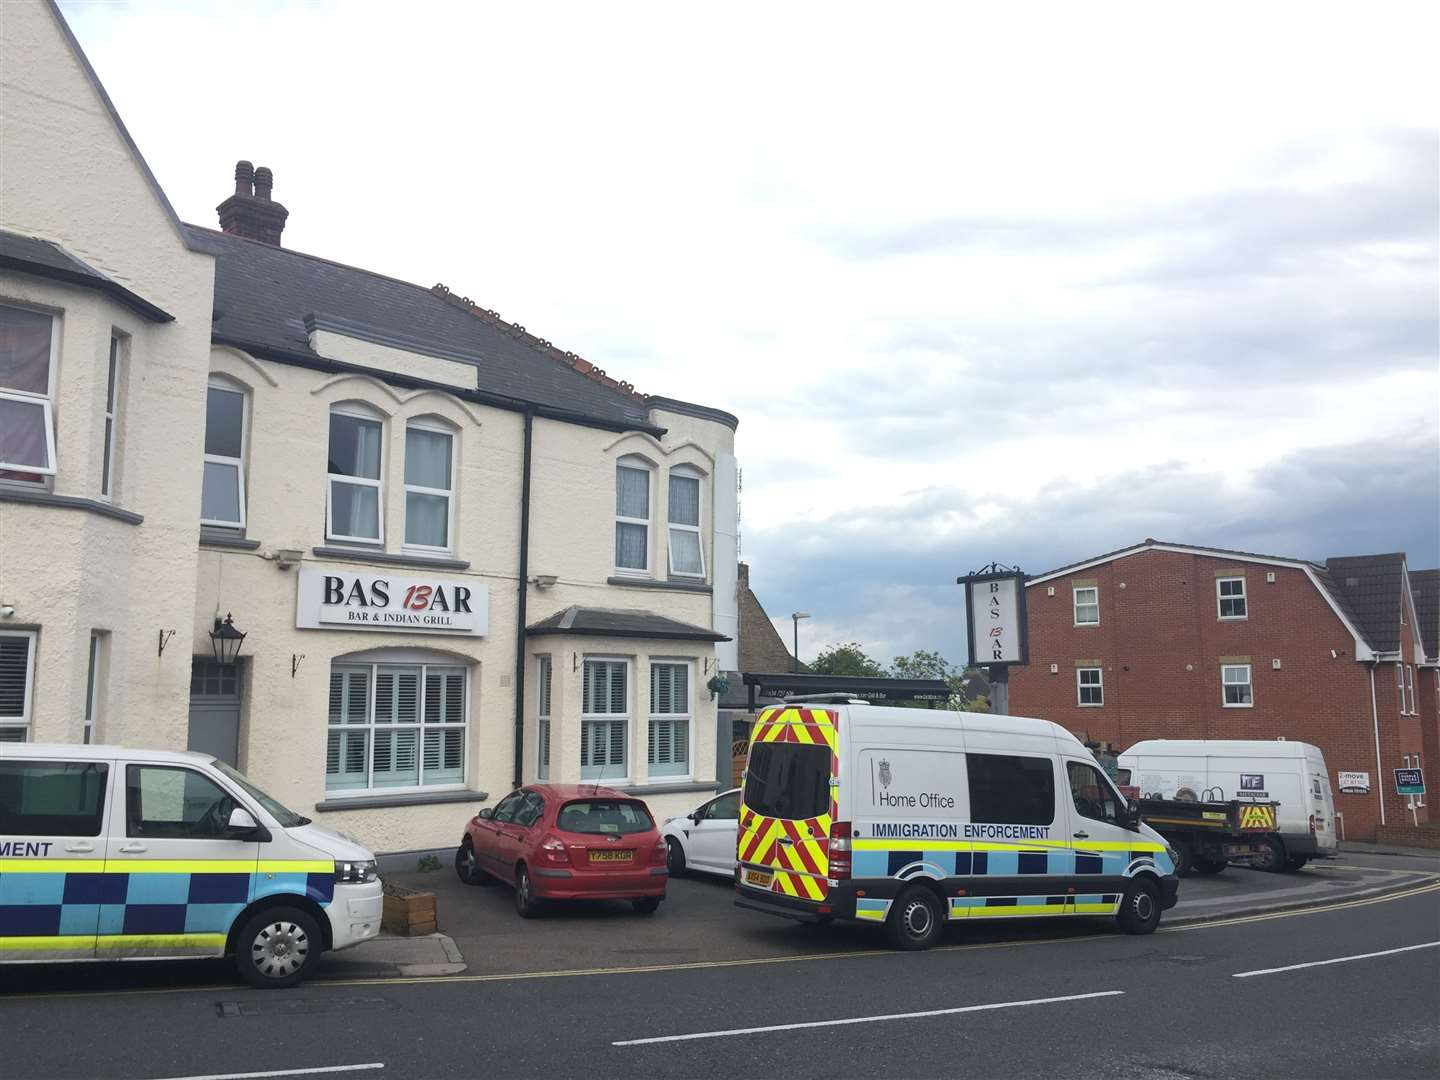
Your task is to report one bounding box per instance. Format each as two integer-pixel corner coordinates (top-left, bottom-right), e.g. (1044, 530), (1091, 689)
(61, 1), (1438, 667)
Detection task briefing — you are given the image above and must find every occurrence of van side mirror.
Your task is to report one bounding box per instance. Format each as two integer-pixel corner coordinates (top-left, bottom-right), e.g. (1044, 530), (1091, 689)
(1120, 803), (1142, 831)
(477, 807), (493, 819)
(226, 807), (264, 838)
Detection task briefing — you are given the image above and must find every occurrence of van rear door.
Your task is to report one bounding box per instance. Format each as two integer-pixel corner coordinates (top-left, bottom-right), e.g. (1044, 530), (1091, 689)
(737, 708), (837, 903)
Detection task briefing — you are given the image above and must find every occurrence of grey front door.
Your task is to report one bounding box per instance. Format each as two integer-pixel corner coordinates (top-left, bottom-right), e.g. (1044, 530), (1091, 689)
(188, 659), (241, 766)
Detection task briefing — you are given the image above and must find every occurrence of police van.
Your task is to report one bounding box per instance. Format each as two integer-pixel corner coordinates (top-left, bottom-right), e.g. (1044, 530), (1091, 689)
(735, 699), (1179, 949)
(0, 744), (383, 986)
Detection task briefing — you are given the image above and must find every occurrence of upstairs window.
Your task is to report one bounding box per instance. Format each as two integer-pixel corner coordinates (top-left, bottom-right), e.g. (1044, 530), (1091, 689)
(0, 304), (58, 480)
(328, 404), (384, 543)
(1397, 663), (1406, 715)
(100, 334), (122, 498)
(1406, 665), (1416, 715)
(1073, 586), (1099, 626)
(615, 458), (651, 573)
(403, 420), (454, 551)
(1217, 577), (1247, 619)
(667, 468), (705, 578)
(582, 658), (628, 780)
(1222, 663), (1253, 707)
(648, 661), (691, 778)
(200, 377), (247, 528)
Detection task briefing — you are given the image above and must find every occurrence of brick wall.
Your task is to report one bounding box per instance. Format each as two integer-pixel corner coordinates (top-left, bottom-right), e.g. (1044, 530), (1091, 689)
(1007, 548), (1430, 841)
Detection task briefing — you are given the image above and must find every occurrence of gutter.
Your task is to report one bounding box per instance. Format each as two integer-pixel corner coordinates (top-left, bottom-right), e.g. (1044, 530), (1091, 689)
(1368, 660), (1386, 827)
(513, 409), (534, 788)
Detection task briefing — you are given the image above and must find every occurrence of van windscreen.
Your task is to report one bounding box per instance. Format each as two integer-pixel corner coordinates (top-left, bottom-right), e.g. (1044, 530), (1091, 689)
(744, 742), (830, 821)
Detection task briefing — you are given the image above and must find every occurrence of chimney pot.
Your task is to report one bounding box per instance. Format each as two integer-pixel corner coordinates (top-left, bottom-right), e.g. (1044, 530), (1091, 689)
(217, 159), (288, 246)
(253, 166), (274, 201)
(233, 160), (254, 196)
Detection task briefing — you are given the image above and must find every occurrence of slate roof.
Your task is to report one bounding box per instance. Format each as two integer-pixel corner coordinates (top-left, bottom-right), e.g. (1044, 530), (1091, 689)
(0, 229), (172, 321)
(1322, 554), (1406, 655)
(1409, 569), (1439, 660)
(184, 225), (653, 429)
(1028, 538), (1324, 583)
(526, 606), (730, 642)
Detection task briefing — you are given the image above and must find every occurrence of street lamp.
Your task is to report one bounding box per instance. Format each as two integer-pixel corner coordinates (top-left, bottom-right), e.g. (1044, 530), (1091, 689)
(790, 612), (810, 674)
(209, 612), (247, 666)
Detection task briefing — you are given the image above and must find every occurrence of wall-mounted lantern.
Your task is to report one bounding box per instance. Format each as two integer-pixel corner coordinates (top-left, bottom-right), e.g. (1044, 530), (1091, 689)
(209, 612), (247, 665)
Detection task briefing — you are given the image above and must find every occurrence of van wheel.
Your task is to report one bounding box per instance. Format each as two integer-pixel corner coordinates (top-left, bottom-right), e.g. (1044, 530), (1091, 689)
(1170, 839), (1195, 877)
(666, 838), (687, 878)
(1195, 858), (1228, 874)
(455, 839), (491, 885)
(885, 887), (943, 950)
(1251, 836), (1285, 872)
(1284, 855), (1309, 872)
(236, 906), (320, 988)
(514, 865), (539, 918)
(1117, 880), (1161, 935)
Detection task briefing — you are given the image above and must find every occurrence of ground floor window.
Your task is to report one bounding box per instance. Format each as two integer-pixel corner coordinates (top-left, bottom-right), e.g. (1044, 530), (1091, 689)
(582, 658), (628, 780)
(327, 660), (467, 792)
(0, 630), (36, 742)
(1221, 663), (1253, 707)
(537, 655), (552, 780)
(648, 661), (691, 778)
(1076, 666), (1103, 707)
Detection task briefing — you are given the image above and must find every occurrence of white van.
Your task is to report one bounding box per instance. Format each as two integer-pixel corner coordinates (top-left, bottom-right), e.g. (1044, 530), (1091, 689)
(0, 744), (383, 986)
(1116, 739), (1337, 870)
(735, 700), (1179, 949)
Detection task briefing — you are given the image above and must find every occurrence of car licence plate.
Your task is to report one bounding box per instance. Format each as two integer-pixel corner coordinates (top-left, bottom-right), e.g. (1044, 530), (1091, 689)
(589, 850), (633, 864)
(743, 867), (774, 889)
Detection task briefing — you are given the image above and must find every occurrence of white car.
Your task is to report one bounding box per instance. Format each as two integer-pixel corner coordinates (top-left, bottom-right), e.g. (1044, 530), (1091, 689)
(661, 788), (741, 878)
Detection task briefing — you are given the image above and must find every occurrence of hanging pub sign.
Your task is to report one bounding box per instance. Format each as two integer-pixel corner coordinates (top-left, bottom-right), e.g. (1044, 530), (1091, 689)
(295, 568), (488, 636)
(958, 563), (1029, 667)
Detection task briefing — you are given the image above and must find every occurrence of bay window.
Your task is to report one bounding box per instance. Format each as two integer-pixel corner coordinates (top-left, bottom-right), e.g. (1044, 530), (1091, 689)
(200, 377), (247, 528)
(0, 303), (58, 479)
(537, 655), (552, 780)
(328, 404), (384, 542)
(582, 658), (628, 780)
(615, 457), (651, 573)
(326, 660), (467, 793)
(100, 334), (122, 497)
(403, 420), (454, 551)
(0, 630), (37, 742)
(648, 661), (691, 778)
(667, 468), (705, 578)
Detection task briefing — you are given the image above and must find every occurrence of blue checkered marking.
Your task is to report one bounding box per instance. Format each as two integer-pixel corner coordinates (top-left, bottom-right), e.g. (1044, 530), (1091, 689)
(63, 874), (129, 905)
(0, 905), (62, 935)
(1018, 852), (1048, 875)
(188, 874), (250, 904)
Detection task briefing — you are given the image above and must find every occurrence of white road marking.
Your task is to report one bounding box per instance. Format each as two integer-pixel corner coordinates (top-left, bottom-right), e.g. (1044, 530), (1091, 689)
(145, 1065), (384, 1080)
(1232, 941), (1439, 979)
(612, 990), (1125, 1046)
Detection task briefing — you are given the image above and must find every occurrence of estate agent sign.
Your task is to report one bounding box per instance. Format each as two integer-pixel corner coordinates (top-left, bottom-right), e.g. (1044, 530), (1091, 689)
(1394, 768), (1425, 797)
(1337, 771), (1371, 795)
(296, 568), (488, 636)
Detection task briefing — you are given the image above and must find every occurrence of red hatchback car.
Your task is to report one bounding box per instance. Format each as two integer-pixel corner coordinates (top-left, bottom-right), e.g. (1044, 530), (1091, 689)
(455, 784), (667, 916)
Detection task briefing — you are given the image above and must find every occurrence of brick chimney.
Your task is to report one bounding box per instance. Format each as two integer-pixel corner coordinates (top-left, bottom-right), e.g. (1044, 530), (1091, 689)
(216, 160), (288, 245)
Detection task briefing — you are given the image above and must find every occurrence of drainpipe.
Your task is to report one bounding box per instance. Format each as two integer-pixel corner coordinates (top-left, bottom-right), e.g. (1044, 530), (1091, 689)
(513, 409), (534, 788)
(1369, 660), (1385, 827)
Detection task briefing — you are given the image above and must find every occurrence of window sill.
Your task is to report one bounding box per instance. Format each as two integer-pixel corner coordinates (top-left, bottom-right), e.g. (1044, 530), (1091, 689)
(200, 529), (261, 551)
(1073, 622), (1100, 629)
(314, 789), (488, 812)
(312, 546), (471, 571)
(1078, 703), (1104, 709)
(1221, 703), (1255, 709)
(0, 486), (143, 525)
(607, 576), (713, 594)
(1218, 616), (1249, 622)
(622, 780), (720, 796)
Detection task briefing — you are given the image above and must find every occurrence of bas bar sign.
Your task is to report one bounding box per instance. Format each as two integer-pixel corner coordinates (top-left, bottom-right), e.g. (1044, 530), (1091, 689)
(961, 569), (1028, 666)
(296, 568), (488, 636)
(1394, 768), (1425, 796)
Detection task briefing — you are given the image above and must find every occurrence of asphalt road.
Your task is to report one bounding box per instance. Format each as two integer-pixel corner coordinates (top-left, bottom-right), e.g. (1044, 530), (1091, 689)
(1, 880), (1436, 1079)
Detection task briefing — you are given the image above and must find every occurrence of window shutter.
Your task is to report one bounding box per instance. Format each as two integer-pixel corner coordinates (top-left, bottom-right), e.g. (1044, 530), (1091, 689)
(607, 719), (625, 766)
(0, 635), (32, 719)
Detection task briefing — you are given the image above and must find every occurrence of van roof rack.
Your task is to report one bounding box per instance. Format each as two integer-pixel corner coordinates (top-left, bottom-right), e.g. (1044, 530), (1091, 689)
(781, 693), (871, 705)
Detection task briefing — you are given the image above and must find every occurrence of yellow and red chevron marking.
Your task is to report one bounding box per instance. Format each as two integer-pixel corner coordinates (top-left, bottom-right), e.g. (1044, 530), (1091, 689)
(738, 708), (837, 901)
(1238, 803), (1277, 831)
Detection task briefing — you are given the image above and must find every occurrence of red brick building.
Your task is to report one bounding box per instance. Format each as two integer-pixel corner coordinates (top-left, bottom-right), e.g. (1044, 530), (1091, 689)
(1007, 540), (1438, 843)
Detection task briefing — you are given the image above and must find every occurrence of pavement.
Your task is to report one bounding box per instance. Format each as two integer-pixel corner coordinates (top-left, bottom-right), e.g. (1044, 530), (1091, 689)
(1, 869), (1436, 1078)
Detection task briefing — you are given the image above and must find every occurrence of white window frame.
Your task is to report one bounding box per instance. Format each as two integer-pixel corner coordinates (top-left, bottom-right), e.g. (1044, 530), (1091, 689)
(326, 402), (385, 545)
(1397, 662), (1406, 715)
(1406, 665), (1416, 715)
(0, 629), (38, 742)
(200, 375), (248, 529)
(1221, 663), (1253, 708)
(1216, 576), (1247, 620)
(0, 304), (59, 478)
(402, 417), (456, 555)
(537, 654), (552, 781)
(1073, 586), (1099, 626)
(647, 659), (693, 780)
(100, 333), (122, 499)
(324, 660), (468, 796)
(1076, 666), (1103, 708)
(581, 656), (630, 782)
(83, 632), (104, 744)
(666, 466), (706, 580)
(614, 457), (652, 576)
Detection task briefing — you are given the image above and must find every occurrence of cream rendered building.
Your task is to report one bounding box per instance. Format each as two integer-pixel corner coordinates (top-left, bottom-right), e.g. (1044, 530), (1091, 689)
(0, 0), (739, 855)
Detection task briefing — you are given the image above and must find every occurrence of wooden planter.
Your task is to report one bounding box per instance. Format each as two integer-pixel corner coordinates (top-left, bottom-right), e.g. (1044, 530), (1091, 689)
(382, 883), (437, 936)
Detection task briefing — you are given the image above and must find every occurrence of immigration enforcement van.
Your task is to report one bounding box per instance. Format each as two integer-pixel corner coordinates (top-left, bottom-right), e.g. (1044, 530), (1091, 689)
(735, 699), (1178, 949)
(1117, 739), (1338, 870)
(0, 744), (383, 987)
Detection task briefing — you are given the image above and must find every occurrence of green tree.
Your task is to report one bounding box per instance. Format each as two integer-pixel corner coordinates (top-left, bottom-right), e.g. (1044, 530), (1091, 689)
(889, 650), (991, 712)
(810, 642), (887, 678)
